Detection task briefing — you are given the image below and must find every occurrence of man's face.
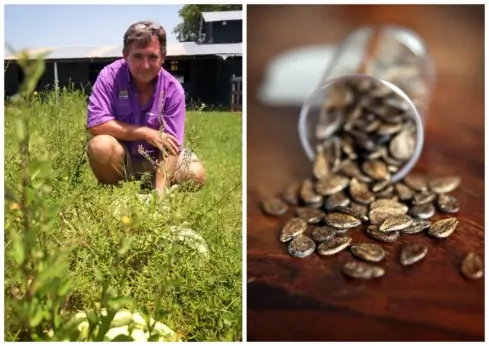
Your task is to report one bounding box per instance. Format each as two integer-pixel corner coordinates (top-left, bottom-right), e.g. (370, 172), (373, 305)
(124, 35), (165, 85)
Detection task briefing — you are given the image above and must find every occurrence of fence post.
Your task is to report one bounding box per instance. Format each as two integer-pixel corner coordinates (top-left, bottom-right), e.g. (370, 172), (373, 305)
(230, 74), (242, 112)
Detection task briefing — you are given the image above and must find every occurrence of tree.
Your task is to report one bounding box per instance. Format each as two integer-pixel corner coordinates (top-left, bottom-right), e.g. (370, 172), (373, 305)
(173, 4), (242, 43)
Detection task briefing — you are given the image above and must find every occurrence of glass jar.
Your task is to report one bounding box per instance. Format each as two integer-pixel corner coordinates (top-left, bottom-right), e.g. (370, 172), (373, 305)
(298, 25), (435, 183)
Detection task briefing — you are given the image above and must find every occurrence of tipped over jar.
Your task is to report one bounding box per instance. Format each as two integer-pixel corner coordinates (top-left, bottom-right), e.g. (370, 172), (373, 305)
(298, 25), (435, 183)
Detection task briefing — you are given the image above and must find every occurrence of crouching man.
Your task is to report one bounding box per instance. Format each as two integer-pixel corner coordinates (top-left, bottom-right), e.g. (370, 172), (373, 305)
(86, 20), (206, 198)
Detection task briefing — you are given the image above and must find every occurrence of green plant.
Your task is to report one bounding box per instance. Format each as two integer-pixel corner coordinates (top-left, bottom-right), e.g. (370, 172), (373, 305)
(4, 51), (181, 342)
(5, 50), (242, 342)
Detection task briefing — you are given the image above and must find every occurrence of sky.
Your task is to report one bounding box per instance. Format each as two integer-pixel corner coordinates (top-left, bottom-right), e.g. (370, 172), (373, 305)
(4, 4), (184, 52)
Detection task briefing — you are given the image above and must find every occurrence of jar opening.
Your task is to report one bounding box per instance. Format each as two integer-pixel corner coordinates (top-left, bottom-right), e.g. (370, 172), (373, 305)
(299, 74), (424, 183)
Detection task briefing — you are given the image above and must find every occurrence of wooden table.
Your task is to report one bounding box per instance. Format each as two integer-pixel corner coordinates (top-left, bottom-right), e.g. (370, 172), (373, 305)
(246, 5), (484, 341)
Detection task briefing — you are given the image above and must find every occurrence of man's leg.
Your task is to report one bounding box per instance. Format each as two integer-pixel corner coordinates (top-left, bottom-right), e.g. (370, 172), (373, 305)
(172, 149), (206, 190)
(152, 149), (205, 196)
(86, 134), (131, 184)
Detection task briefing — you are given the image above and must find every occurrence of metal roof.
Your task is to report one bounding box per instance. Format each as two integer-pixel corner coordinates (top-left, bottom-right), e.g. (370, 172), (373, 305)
(4, 42), (242, 60)
(201, 10), (242, 22)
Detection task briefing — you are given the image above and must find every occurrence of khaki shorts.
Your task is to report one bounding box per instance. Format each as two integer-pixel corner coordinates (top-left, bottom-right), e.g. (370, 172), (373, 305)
(123, 147), (199, 184)
(87, 134), (200, 188)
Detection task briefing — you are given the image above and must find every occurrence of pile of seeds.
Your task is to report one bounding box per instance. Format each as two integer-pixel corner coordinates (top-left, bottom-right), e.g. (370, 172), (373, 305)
(314, 77), (417, 180)
(261, 78), (483, 281)
(263, 172), (482, 280)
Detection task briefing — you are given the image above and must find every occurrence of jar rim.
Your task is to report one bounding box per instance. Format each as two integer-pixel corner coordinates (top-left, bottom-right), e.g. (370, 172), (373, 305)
(298, 74), (425, 183)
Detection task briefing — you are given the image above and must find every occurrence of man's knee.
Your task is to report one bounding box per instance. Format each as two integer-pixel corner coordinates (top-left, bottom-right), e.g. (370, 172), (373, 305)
(86, 134), (128, 184)
(190, 162), (206, 186)
(174, 161), (206, 189)
(87, 134), (124, 160)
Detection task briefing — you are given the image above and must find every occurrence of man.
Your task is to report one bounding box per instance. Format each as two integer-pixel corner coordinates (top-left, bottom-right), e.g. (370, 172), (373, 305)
(86, 20), (206, 198)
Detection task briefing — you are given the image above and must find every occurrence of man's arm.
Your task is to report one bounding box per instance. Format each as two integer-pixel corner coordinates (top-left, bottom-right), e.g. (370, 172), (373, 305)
(154, 87), (186, 197)
(155, 151), (177, 198)
(161, 86), (186, 147)
(89, 119), (179, 156)
(88, 120), (152, 142)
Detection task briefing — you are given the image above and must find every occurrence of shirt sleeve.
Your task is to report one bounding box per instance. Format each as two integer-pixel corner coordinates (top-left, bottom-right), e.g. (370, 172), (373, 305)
(87, 68), (115, 128)
(164, 88), (186, 147)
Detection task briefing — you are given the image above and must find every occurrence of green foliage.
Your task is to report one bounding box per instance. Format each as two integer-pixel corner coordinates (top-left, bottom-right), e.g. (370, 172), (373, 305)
(173, 4), (242, 42)
(5, 52), (243, 341)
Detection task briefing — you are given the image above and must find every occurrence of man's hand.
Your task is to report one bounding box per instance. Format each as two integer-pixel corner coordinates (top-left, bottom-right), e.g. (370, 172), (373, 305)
(144, 128), (180, 156)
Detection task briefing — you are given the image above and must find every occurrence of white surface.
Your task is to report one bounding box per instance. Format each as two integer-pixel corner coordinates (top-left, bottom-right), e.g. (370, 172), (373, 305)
(257, 45), (337, 106)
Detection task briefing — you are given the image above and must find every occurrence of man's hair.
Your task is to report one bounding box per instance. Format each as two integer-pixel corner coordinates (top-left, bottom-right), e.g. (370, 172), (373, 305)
(123, 20), (167, 56)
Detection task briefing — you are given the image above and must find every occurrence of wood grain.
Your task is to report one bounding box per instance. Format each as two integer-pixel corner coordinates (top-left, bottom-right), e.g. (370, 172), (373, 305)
(246, 5), (484, 341)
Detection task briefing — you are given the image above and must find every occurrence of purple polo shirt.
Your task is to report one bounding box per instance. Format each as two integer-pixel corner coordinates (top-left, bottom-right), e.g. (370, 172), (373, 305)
(87, 58), (185, 161)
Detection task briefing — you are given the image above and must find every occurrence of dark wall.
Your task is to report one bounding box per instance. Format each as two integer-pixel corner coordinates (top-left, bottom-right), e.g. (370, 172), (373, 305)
(4, 61), (85, 97)
(4, 61), (55, 97)
(4, 62), (19, 96)
(57, 62), (90, 93)
(203, 20), (242, 44)
(4, 56), (242, 109)
(186, 57), (219, 107)
(216, 56), (242, 108)
(39, 63), (55, 91)
(184, 56), (242, 108)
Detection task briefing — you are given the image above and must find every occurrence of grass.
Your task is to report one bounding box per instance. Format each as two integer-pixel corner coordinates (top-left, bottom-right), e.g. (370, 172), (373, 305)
(4, 88), (243, 341)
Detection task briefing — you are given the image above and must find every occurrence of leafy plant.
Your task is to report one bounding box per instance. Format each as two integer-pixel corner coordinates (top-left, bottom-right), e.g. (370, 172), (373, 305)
(4, 51), (179, 342)
(5, 50), (242, 342)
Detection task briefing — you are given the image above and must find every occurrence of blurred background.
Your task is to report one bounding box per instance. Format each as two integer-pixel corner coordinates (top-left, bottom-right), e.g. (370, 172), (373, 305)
(247, 4), (484, 342)
(247, 3), (484, 196)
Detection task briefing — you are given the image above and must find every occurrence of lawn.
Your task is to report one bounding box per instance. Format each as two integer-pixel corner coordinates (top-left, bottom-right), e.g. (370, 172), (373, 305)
(4, 87), (243, 341)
